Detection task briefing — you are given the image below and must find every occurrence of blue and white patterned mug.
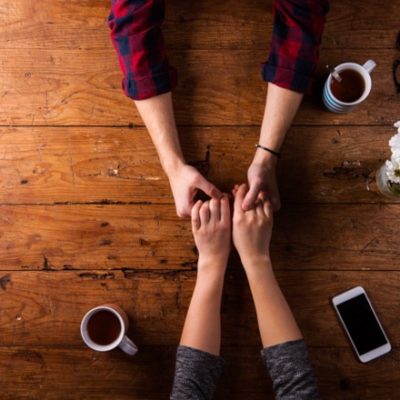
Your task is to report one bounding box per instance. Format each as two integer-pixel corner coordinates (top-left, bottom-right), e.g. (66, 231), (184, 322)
(323, 60), (376, 113)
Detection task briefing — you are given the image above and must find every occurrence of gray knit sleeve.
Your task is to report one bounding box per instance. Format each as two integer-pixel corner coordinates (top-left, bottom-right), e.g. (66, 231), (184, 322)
(261, 339), (320, 400)
(170, 345), (224, 400)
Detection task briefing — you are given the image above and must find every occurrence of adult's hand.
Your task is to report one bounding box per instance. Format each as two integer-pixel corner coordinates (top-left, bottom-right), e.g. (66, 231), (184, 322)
(243, 157), (281, 212)
(168, 164), (222, 217)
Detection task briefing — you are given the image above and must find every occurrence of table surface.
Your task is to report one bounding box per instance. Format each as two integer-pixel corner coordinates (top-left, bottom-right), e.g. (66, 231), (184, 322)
(0, 0), (399, 399)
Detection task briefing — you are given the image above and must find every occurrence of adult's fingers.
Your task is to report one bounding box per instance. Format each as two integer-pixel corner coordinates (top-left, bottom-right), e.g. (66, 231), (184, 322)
(209, 198), (220, 222)
(257, 191), (267, 202)
(197, 175), (222, 199)
(191, 200), (203, 231)
(255, 201), (265, 219)
(199, 200), (210, 225)
(263, 199), (274, 222)
(270, 192), (281, 211)
(242, 181), (261, 211)
(176, 197), (192, 218)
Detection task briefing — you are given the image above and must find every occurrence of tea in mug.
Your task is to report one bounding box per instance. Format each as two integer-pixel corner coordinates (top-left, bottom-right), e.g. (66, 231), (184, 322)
(330, 69), (365, 103)
(87, 310), (121, 345)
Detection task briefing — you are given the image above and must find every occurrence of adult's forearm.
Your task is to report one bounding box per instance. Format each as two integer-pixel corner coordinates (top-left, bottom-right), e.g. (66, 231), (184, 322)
(244, 256), (302, 348)
(135, 92), (185, 176)
(256, 0), (329, 159)
(255, 83), (303, 163)
(179, 265), (225, 356)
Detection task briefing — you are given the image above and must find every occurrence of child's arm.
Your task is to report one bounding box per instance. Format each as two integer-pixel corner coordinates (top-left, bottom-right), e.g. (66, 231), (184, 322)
(232, 184), (320, 400)
(171, 197), (230, 399)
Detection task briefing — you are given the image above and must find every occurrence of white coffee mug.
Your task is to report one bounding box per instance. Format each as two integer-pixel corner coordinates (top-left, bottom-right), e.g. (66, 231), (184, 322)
(323, 59), (376, 113)
(80, 304), (138, 356)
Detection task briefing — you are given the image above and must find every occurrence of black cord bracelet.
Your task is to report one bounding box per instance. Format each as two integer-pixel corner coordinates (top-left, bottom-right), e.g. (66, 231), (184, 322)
(255, 144), (281, 158)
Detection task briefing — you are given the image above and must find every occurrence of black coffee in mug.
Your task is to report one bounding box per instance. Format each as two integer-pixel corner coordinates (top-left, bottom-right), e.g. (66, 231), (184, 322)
(87, 310), (121, 345)
(81, 305), (138, 355)
(330, 69), (365, 103)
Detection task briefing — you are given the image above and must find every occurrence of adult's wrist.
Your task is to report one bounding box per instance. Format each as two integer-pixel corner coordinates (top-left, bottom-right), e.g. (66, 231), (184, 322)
(163, 156), (186, 178)
(253, 148), (278, 169)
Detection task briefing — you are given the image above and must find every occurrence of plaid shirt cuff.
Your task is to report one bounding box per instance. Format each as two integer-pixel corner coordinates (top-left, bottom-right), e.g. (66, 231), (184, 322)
(262, 0), (329, 94)
(261, 62), (314, 94)
(122, 66), (178, 100)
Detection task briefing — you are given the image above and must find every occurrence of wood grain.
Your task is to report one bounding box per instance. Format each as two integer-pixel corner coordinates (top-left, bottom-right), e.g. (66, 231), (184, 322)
(1, 204), (400, 271)
(0, 126), (395, 204)
(0, 346), (398, 400)
(0, 0), (398, 50)
(0, 48), (398, 126)
(0, 270), (398, 347)
(1, 1), (399, 398)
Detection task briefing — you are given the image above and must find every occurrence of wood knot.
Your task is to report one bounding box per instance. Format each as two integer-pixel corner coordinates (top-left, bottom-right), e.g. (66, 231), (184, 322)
(0, 274), (11, 290)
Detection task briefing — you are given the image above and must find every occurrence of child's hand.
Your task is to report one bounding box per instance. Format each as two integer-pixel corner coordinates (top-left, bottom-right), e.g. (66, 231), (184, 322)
(191, 196), (231, 272)
(232, 184), (273, 267)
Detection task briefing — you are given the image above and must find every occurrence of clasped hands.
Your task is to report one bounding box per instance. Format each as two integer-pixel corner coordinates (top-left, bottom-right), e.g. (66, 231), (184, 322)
(168, 157), (280, 218)
(192, 183), (273, 279)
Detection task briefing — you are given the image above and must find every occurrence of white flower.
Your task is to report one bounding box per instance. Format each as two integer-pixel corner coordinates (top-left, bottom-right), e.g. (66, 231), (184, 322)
(389, 133), (400, 151)
(394, 120), (400, 130)
(385, 150), (400, 183)
(392, 149), (400, 163)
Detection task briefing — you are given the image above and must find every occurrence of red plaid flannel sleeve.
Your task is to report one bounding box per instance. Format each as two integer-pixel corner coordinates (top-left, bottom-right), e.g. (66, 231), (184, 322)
(108, 0), (177, 100)
(262, 0), (329, 93)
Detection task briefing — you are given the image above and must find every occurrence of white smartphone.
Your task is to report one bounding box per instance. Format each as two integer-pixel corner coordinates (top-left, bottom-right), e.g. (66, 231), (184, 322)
(332, 286), (391, 363)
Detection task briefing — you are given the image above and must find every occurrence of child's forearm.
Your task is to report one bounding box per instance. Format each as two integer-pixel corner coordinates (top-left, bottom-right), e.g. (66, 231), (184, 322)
(244, 256), (302, 348)
(179, 263), (225, 356)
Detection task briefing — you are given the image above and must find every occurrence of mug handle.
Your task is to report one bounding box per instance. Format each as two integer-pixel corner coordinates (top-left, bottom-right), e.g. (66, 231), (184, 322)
(363, 60), (376, 74)
(119, 336), (138, 356)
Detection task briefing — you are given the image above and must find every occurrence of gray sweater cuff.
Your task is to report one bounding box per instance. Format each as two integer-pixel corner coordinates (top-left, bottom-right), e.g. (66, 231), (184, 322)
(170, 345), (224, 400)
(261, 339), (320, 400)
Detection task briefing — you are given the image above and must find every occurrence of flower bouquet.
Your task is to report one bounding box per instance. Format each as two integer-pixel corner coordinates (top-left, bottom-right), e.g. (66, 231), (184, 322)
(376, 121), (400, 198)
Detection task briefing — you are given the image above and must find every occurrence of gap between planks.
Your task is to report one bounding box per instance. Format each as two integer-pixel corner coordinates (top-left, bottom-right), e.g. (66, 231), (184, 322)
(0, 268), (398, 273)
(0, 201), (399, 206)
(0, 123), (397, 128)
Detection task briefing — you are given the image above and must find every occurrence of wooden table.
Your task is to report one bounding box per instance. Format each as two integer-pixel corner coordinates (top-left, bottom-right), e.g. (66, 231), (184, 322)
(0, 1), (399, 398)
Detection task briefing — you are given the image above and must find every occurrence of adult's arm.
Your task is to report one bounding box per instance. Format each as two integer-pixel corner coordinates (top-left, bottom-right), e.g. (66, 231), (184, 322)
(108, 1), (221, 217)
(108, 0), (177, 100)
(244, 0), (330, 211)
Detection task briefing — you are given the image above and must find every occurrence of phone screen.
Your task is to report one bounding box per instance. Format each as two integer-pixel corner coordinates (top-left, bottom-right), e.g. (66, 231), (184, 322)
(337, 293), (388, 355)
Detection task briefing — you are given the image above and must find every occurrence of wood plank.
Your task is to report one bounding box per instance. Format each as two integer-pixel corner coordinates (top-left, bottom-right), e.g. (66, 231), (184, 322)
(0, 346), (175, 400)
(0, 346), (398, 400)
(0, 0), (397, 50)
(0, 48), (397, 126)
(1, 204), (400, 271)
(0, 126), (394, 204)
(0, 270), (398, 347)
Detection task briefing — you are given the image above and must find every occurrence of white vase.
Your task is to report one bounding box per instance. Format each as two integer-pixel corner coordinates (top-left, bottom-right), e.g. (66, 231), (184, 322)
(375, 164), (400, 199)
